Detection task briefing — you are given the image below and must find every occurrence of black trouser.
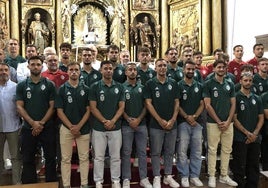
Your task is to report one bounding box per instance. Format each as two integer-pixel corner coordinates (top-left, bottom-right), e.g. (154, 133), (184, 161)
(231, 141), (260, 188)
(21, 125), (56, 184)
(261, 132), (268, 170)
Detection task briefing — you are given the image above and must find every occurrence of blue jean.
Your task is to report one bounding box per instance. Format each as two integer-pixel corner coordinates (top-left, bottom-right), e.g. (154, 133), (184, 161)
(92, 129), (122, 183)
(121, 125), (148, 180)
(150, 127), (177, 176)
(176, 122), (203, 178)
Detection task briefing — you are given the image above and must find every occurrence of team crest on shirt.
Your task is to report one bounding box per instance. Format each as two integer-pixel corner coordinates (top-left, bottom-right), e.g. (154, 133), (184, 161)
(118, 70), (122, 75)
(125, 91), (130, 100)
(100, 94), (105, 101)
(149, 73), (153, 78)
(27, 91), (31, 99)
(183, 93), (187, 100)
(168, 84), (172, 90)
(155, 90), (160, 98)
(114, 88), (119, 94)
(41, 84), (46, 90)
(194, 87), (199, 93)
(226, 84), (230, 91)
(68, 96), (73, 103)
(234, 69), (238, 76)
(214, 90), (218, 97)
(80, 90), (85, 96)
(179, 72), (183, 77)
(240, 104), (245, 111)
(93, 74), (97, 79)
(138, 87), (142, 93)
(259, 84), (263, 92)
(252, 99), (256, 105)
(61, 75), (65, 80)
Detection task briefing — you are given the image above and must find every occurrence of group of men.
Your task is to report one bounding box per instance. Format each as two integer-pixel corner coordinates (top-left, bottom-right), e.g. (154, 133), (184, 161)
(0, 38), (267, 188)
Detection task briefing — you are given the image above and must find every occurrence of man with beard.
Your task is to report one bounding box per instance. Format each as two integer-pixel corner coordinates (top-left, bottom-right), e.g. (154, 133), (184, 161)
(42, 54), (69, 89)
(176, 60), (204, 187)
(55, 62), (90, 188)
(203, 59), (237, 187)
(247, 43), (264, 74)
(253, 57), (268, 95)
(121, 62), (152, 188)
(232, 72), (263, 188)
(16, 56), (57, 184)
(144, 58), (180, 188)
(80, 48), (102, 87)
(165, 47), (183, 82)
(137, 47), (155, 86)
(59, 42), (72, 72)
(0, 63), (21, 184)
(107, 45), (126, 83)
(89, 61), (125, 188)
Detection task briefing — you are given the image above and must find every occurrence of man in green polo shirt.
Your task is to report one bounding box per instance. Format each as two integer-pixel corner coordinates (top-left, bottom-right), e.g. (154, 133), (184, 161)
(107, 44), (126, 83)
(121, 62), (152, 188)
(232, 72), (263, 187)
(144, 58), (180, 188)
(253, 57), (268, 95)
(203, 59), (237, 187)
(176, 60), (204, 187)
(89, 61), (125, 188)
(55, 62), (90, 188)
(80, 48), (102, 87)
(16, 56), (56, 184)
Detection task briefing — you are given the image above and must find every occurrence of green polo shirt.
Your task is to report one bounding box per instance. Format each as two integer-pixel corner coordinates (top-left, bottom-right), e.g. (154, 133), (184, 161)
(80, 68), (102, 87)
(206, 72), (236, 84)
(122, 81), (145, 126)
(89, 80), (125, 131)
(203, 77), (235, 123)
(137, 65), (156, 86)
(167, 65), (183, 82)
(253, 73), (268, 95)
(234, 91), (263, 143)
(16, 77), (56, 129)
(144, 77), (179, 129)
(113, 64), (126, 83)
(5, 55), (26, 70)
(55, 82), (90, 135)
(177, 80), (203, 123)
(261, 91), (268, 135)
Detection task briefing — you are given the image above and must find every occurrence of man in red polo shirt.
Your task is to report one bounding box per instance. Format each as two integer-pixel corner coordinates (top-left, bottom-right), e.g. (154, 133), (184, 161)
(247, 43), (264, 74)
(228, 45), (246, 83)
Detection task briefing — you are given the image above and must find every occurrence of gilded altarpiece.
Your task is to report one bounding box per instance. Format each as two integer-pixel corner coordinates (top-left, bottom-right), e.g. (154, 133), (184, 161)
(0, 0), (9, 49)
(169, 0), (201, 58)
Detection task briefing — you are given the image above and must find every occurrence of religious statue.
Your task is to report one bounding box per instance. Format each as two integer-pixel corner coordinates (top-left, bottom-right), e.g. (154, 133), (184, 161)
(136, 16), (156, 50)
(83, 12), (98, 44)
(28, 12), (49, 54)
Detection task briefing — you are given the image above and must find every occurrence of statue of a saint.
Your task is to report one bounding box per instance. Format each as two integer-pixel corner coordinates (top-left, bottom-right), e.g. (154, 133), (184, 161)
(136, 16), (156, 49)
(28, 13), (49, 54)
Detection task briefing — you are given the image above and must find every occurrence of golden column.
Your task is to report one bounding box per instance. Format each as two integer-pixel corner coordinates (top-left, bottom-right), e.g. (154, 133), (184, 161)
(10, 0), (19, 40)
(161, 0), (169, 57)
(56, 0), (63, 50)
(212, 0), (222, 50)
(201, 0), (211, 55)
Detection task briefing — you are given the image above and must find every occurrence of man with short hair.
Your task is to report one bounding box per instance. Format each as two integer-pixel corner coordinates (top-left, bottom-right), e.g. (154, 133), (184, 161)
(228, 45), (246, 83)
(177, 60), (204, 187)
(56, 62), (90, 188)
(0, 63), (22, 184)
(121, 62), (152, 188)
(247, 43), (264, 74)
(120, 50), (130, 66)
(165, 47), (183, 82)
(89, 61), (125, 188)
(0, 48), (17, 82)
(59, 42), (72, 72)
(80, 48), (101, 87)
(137, 47), (156, 86)
(107, 44), (126, 83)
(16, 56), (57, 184)
(232, 72), (263, 188)
(145, 58), (180, 188)
(203, 59), (237, 187)
(5, 38), (26, 70)
(88, 44), (101, 70)
(253, 57), (268, 95)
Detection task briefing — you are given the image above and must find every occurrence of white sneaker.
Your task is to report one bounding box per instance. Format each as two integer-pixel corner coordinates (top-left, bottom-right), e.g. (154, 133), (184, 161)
(112, 181), (121, 188)
(153, 176), (161, 188)
(133, 158), (139, 167)
(190, 177), (203, 187)
(122, 179), (130, 188)
(140, 177), (152, 188)
(4, 159), (12, 170)
(163, 175), (180, 188)
(219, 175), (238, 186)
(181, 177), (189, 187)
(95, 182), (103, 188)
(208, 176), (216, 188)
